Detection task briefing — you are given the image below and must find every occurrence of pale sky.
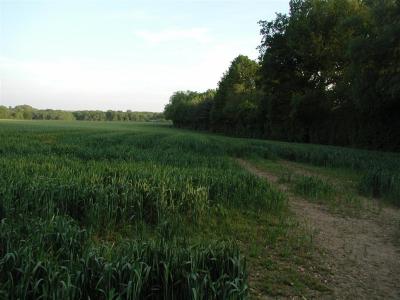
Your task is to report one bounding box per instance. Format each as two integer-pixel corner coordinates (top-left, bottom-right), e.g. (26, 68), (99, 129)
(0, 0), (289, 112)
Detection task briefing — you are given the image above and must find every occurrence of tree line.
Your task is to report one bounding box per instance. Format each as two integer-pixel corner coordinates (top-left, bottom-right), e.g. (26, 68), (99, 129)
(0, 105), (164, 122)
(164, 0), (400, 151)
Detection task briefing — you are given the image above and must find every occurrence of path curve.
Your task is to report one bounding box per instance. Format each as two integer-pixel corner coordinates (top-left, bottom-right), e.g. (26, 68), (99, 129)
(237, 159), (400, 300)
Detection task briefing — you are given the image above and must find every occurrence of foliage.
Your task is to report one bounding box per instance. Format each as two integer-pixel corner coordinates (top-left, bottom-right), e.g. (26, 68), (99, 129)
(0, 105), (164, 122)
(164, 90), (216, 129)
(259, 0), (399, 150)
(210, 55), (262, 136)
(164, 55), (262, 136)
(164, 0), (400, 152)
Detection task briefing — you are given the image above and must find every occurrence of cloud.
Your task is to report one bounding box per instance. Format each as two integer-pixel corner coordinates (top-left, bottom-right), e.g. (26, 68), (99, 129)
(135, 27), (212, 44)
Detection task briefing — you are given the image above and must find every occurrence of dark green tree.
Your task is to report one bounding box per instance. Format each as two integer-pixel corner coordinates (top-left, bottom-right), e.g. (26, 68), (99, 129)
(210, 55), (262, 136)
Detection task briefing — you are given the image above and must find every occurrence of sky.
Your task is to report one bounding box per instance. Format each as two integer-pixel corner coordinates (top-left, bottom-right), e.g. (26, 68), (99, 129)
(0, 0), (289, 112)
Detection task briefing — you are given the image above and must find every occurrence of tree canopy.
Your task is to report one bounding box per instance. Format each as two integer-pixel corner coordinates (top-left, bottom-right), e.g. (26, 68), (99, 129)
(164, 0), (400, 151)
(0, 105), (164, 122)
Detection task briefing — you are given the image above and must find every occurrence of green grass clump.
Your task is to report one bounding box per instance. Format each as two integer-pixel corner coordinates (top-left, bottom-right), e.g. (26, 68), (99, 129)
(293, 176), (335, 202)
(222, 134), (400, 205)
(359, 168), (400, 206)
(0, 218), (247, 299)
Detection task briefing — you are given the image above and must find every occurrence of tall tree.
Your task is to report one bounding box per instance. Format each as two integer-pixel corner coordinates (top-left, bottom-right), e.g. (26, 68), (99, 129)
(210, 55), (262, 136)
(259, 0), (366, 144)
(347, 0), (400, 150)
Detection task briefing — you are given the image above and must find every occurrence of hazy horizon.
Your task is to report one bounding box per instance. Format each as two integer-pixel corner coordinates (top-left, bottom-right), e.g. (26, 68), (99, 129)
(0, 0), (289, 112)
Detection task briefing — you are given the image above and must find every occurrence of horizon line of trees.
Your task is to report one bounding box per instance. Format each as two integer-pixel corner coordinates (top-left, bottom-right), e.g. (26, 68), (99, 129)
(164, 0), (400, 151)
(0, 105), (165, 122)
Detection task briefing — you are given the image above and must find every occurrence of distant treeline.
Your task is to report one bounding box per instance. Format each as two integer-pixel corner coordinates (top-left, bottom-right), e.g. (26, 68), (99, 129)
(164, 0), (400, 151)
(0, 105), (164, 122)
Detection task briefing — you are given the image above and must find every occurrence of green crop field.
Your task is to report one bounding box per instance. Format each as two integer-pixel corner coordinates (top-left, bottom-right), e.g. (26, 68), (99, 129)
(0, 120), (399, 299)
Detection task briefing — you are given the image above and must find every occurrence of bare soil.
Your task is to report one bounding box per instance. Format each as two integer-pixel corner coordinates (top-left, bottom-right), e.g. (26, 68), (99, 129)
(237, 159), (400, 300)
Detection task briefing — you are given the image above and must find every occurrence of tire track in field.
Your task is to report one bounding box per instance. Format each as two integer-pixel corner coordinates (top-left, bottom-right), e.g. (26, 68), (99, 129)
(237, 158), (400, 300)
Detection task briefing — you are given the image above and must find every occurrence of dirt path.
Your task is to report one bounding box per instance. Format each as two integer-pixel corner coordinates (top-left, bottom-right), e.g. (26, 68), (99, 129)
(237, 159), (400, 300)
